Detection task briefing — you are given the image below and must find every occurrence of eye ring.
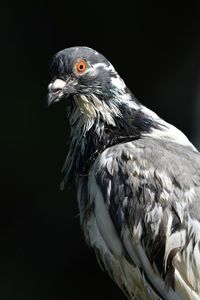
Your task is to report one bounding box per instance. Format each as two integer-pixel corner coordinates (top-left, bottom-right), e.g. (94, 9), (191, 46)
(75, 60), (87, 74)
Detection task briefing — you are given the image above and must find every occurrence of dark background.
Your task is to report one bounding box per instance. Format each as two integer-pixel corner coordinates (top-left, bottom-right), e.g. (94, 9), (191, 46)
(1, 1), (200, 299)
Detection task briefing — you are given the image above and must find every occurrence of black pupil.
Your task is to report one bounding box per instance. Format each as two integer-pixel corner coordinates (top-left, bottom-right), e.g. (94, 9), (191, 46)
(79, 64), (83, 69)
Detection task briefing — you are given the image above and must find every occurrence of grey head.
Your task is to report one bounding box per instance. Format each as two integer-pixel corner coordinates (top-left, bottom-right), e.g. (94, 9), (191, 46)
(47, 46), (122, 106)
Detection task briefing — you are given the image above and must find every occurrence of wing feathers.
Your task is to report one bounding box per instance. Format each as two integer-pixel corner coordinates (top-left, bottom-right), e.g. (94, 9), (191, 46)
(86, 138), (200, 299)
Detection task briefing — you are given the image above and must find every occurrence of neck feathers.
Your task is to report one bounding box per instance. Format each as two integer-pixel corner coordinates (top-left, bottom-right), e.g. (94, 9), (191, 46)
(60, 83), (196, 188)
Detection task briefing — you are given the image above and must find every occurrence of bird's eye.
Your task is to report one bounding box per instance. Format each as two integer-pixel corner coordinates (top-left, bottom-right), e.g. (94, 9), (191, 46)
(75, 60), (87, 73)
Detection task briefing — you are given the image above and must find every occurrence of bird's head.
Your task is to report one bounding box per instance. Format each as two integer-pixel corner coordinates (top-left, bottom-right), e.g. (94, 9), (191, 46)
(47, 47), (135, 121)
(48, 46), (121, 105)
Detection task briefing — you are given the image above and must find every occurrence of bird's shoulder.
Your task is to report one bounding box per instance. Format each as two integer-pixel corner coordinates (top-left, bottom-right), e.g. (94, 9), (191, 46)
(93, 137), (200, 199)
(95, 136), (200, 173)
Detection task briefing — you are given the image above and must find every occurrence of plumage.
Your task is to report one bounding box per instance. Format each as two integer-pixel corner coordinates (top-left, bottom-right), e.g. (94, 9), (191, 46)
(47, 46), (200, 300)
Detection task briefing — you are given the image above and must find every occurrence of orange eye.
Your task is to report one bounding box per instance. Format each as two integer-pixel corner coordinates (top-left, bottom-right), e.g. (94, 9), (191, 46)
(75, 60), (87, 73)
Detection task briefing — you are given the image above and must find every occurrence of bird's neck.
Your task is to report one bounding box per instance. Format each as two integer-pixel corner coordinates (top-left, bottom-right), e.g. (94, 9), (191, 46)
(60, 88), (196, 188)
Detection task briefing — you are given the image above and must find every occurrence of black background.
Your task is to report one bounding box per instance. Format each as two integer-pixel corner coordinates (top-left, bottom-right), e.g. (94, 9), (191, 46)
(1, 1), (200, 299)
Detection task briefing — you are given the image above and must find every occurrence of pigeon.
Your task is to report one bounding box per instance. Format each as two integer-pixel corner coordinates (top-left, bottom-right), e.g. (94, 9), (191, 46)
(47, 46), (200, 300)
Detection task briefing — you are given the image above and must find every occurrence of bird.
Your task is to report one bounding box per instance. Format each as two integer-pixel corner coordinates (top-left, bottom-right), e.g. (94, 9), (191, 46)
(47, 46), (200, 300)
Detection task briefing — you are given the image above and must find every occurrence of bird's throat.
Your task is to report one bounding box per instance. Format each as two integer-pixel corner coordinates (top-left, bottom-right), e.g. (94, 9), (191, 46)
(61, 97), (159, 187)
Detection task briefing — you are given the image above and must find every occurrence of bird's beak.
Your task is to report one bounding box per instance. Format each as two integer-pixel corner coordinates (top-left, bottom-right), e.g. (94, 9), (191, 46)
(47, 78), (76, 106)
